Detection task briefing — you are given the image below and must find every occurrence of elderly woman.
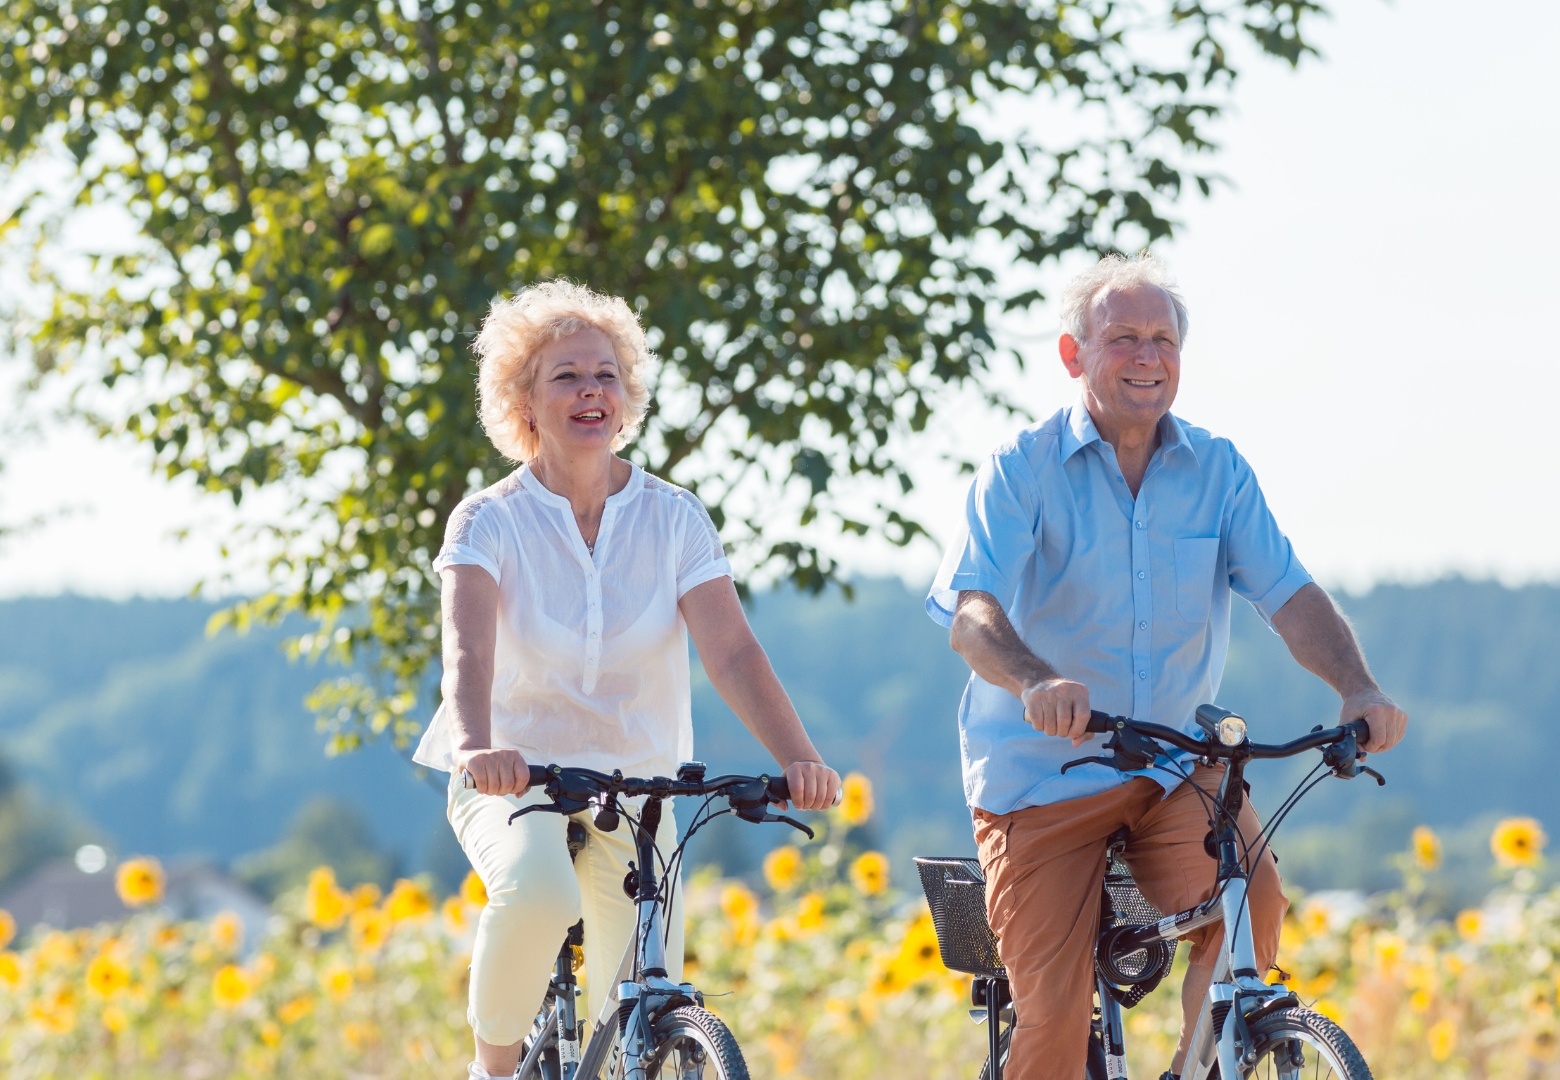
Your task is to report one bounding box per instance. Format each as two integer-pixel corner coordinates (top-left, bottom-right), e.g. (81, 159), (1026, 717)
(412, 280), (841, 1080)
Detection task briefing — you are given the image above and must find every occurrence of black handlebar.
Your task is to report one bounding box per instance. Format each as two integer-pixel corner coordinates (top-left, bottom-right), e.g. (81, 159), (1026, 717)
(503, 762), (818, 837)
(1084, 709), (1373, 759)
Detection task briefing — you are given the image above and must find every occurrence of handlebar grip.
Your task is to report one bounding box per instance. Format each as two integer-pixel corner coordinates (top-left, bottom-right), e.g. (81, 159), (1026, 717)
(461, 765), (553, 791)
(763, 776), (845, 807)
(1086, 710), (1116, 733)
(1347, 718), (1372, 745)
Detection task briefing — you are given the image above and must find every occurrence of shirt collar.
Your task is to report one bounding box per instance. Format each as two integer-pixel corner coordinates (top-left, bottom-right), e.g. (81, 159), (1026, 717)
(1059, 403), (1197, 464)
(1059, 402), (1101, 462)
(519, 462), (645, 508)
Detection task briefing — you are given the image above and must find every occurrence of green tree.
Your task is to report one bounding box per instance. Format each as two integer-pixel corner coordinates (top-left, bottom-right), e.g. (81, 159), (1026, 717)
(0, 0), (1321, 751)
(231, 797), (396, 899)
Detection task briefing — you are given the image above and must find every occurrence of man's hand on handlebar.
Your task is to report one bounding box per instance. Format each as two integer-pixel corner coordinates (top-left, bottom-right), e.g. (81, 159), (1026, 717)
(1021, 678), (1096, 747)
(1341, 689), (1407, 754)
(777, 760), (841, 812)
(454, 747), (533, 797)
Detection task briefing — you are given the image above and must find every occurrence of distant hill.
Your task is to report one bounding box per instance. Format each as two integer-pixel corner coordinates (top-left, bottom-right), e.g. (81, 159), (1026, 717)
(0, 578), (1556, 903)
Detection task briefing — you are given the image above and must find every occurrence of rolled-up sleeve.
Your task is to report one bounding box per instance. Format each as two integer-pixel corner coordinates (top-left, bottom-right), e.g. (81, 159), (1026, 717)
(433, 496), (505, 584)
(925, 449), (1041, 627)
(674, 492), (733, 598)
(1225, 450), (1312, 625)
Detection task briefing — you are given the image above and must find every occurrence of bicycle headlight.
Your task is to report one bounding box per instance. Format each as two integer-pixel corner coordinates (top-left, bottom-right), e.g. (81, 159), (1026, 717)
(1216, 715), (1248, 747)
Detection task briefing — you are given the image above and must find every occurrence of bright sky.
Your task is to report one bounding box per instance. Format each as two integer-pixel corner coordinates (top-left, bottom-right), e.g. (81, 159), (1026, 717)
(1, 0), (1557, 598)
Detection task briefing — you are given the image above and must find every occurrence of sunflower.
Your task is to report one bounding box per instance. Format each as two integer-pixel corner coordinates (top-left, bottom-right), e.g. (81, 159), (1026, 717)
(350, 905), (394, 952)
(29, 988), (77, 1034)
(209, 910), (244, 953)
(0, 908), (14, 950)
(1427, 1018), (1457, 1062)
(278, 994), (316, 1024)
(115, 857), (165, 907)
(896, 912), (944, 978)
(1456, 909), (1484, 941)
(849, 851), (890, 896)
(840, 773), (874, 827)
(0, 952), (22, 988)
(1492, 817), (1547, 869)
(102, 1003), (129, 1034)
(795, 892), (826, 931)
(385, 879), (435, 921)
(763, 845), (804, 891)
(351, 882), (383, 911)
(441, 895), (471, 935)
(86, 952), (132, 998)
(321, 963), (355, 1000)
(720, 883), (758, 923)
(212, 964), (254, 1008)
(1411, 825), (1442, 871)
(304, 867), (351, 929)
(460, 869), (488, 907)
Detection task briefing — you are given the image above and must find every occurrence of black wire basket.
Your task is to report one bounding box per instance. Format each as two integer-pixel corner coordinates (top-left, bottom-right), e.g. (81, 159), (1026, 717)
(914, 856), (1005, 978)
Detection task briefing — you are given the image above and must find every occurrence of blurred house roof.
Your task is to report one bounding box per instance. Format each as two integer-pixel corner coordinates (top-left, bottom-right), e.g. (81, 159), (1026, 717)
(0, 859), (270, 945)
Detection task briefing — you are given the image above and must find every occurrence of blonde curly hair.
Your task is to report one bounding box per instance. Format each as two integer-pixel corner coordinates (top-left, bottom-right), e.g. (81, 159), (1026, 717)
(473, 280), (654, 462)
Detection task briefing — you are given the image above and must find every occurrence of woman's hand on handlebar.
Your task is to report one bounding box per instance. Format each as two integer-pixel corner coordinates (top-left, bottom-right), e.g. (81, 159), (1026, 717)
(454, 747), (533, 796)
(1341, 689), (1408, 754)
(778, 760), (840, 812)
(1021, 678), (1095, 747)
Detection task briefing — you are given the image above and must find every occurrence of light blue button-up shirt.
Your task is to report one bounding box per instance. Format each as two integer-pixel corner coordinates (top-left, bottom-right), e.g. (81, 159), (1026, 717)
(926, 404), (1313, 815)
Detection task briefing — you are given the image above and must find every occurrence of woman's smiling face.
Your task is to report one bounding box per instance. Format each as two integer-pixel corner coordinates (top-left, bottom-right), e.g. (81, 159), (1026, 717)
(526, 328), (626, 459)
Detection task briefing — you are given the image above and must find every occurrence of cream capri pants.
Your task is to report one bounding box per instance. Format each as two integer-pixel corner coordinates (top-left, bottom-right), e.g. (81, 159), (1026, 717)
(448, 774), (685, 1047)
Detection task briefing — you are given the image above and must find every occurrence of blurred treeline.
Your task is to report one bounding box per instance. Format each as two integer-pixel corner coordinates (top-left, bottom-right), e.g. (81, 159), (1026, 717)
(0, 577), (1556, 910)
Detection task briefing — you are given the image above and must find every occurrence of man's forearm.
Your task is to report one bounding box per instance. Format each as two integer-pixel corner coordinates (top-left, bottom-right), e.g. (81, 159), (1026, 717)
(1269, 583), (1377, 698)
(950, 590), (1060, 697)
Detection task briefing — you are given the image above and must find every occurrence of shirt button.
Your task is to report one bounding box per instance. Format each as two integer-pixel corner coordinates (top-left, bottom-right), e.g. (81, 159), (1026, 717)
(590, 631), (598, 639)
(1139, 621), (1148, 630)
(1137, 571), (1145, 580)
(1135, 520), (1145, 530)
(1139, 670), (1148, 680)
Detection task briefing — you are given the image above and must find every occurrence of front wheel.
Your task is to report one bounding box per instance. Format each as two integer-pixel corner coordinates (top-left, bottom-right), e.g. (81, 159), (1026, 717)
(1235, 1006), (1373, 1080)
(645, 1006), (749, 1080)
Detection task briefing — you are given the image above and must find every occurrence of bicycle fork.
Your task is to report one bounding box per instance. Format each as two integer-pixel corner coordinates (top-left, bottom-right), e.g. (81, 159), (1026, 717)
(552, 922), (585, 1080)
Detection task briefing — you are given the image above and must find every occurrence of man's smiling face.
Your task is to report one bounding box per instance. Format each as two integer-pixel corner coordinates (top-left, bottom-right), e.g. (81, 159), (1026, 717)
(1060, 284), (1182, 433)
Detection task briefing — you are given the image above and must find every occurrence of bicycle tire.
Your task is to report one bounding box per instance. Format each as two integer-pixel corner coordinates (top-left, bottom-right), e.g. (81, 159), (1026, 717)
(1228, 1006), (1373, 1080)
(645, 1005), (750, 1080)
(976, 1023), (1108, 1080)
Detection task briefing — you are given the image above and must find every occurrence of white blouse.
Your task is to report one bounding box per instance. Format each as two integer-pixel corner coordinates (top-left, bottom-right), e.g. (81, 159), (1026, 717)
(412, 463), (732, 778)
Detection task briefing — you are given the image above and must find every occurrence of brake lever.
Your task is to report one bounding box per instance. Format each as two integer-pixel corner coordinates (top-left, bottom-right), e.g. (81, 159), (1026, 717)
(1360, 765), (1386, 786)
(508, 803), (567, 825)
(765, 813), (816, 839)
(1061, 755), (1115, 774)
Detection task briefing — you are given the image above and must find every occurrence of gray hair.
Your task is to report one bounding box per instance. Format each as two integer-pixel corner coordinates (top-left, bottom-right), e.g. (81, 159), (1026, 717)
(1059, 253), (1189, 345)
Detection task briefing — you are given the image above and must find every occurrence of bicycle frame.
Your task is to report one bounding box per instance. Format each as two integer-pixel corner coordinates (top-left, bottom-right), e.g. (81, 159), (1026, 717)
(1066, 710), (1378, 1079)
(520, 793), (702, 1080)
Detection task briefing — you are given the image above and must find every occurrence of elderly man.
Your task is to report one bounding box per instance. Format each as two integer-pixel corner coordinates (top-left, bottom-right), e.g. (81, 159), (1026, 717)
(925, 254), (1408, 1080)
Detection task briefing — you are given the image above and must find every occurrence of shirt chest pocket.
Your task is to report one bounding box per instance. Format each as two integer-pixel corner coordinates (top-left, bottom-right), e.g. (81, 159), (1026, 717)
(1173, 537), (1222, 623)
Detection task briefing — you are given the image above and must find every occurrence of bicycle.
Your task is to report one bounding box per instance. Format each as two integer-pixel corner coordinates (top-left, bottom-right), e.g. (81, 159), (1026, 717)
(484, 761), (826, 1080)
(916, 705), (1386, 1080)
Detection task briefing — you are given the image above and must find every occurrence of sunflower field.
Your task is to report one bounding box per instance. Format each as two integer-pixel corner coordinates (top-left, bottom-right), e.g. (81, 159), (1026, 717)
(2, 780), (1559, 1080)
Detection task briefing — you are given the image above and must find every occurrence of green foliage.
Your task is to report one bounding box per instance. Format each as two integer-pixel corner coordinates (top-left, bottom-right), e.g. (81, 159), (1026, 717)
(0, 0), (1322, 749)
(231, 797), (397, 900)
(0, 755), (78, 892)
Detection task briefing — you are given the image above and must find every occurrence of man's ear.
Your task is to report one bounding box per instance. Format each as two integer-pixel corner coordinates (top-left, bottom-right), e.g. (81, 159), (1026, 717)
(1059, 334), (1084, 379)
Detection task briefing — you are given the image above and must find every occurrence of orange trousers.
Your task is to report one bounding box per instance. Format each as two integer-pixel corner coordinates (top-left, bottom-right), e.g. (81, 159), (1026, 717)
(973, 767), (1288, 1080)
